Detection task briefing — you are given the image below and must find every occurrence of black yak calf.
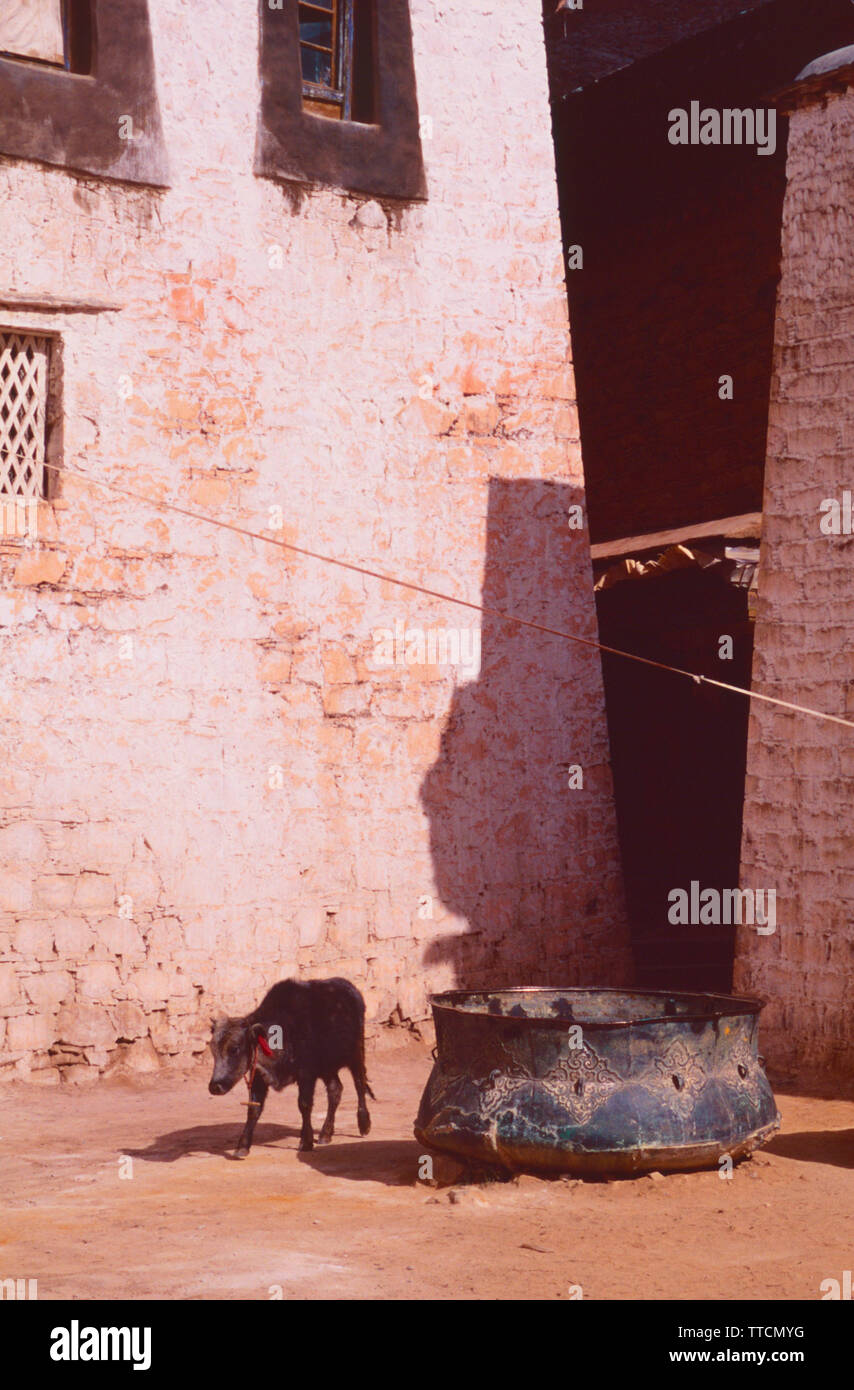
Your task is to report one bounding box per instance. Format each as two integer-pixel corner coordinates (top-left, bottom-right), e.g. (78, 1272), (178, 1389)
(208, 977), (374, 1157)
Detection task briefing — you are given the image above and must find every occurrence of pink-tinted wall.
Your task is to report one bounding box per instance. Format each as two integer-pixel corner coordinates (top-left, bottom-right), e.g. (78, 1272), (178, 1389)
(0, 0), (629, 1082)
(737, 49), (854, 1081)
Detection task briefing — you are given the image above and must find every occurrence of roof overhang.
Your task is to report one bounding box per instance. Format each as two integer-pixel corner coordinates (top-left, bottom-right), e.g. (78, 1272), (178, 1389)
(544, 0), (778, 95)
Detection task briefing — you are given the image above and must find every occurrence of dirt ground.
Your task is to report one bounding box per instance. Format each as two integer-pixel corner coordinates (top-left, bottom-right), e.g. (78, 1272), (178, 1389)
(2, 1038), (853, 1301)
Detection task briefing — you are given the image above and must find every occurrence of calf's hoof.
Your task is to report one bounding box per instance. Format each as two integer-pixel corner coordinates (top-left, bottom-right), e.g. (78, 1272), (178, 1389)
(298, 1137), (314, 1153)
(234, 1147), (250, 1160)
(358, 1112), (371, 1136)
(317, 1131), (334, 1145)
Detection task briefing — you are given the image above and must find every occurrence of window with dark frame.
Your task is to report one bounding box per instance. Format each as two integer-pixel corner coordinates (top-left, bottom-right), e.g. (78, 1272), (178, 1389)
(0, 1), (166, 185)
(0, 1), (93, 75)
(259, 0), (427, 200)
(299, 0), (375, 124)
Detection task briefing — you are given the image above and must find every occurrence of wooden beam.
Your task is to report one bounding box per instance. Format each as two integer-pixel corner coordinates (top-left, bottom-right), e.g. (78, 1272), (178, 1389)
(590, 512), (762, 562)
(0, 292), (123, 314)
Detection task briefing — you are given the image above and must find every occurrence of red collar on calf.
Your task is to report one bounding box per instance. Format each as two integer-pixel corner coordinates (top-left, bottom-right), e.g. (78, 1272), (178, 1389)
(243, 1032), (273, 1103)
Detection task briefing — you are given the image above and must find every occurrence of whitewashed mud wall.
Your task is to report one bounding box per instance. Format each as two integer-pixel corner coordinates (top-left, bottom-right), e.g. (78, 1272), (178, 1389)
(0, 0), (630, 1082)
(737, 49), (854, 1082)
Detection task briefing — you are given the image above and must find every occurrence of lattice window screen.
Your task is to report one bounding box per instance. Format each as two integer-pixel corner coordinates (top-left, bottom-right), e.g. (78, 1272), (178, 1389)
(0, 333), (50, 499)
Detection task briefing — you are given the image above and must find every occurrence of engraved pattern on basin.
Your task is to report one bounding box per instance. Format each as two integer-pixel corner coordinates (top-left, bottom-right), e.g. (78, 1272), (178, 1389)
(538, 1045), (623, 1123)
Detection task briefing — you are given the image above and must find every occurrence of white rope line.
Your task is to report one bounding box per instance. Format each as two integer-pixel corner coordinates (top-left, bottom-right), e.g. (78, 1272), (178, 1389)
(41, 460), (854, 731)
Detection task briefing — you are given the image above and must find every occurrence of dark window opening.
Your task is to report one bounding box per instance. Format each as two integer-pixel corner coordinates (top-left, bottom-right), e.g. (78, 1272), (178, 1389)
(65, 0), (94, 75)
(300, 0), (375, 123)
(0, 0), (93, 76)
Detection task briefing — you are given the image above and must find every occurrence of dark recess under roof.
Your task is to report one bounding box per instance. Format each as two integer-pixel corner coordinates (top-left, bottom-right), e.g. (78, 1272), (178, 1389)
(543, 0), (777, 94)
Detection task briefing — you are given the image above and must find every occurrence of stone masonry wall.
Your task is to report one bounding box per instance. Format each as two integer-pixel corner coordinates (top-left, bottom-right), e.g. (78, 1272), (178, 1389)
(0, 0), (630, 1082)
(736, 56), (854, 1081)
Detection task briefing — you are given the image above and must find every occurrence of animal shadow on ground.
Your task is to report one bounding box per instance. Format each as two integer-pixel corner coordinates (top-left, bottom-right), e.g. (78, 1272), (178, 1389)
(763, 1129), (854, 1169)
(125, 1121), (299, 1162)
(298, 1138), (422, 1187)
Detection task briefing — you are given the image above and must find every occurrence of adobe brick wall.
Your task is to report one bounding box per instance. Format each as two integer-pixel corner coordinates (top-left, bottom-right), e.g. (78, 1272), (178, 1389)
(0, 1), (630, 1082)
(736, 53), (854, 1081)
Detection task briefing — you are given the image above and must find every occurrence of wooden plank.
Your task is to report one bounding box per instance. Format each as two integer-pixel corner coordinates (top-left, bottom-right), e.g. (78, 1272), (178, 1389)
(302, 97), (342, 120)
(590, 512), (762, 562)
(0, 292), (123, 314)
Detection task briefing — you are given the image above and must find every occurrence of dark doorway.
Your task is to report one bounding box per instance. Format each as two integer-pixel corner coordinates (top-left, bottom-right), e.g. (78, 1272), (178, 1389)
(597, 563), (754, 990)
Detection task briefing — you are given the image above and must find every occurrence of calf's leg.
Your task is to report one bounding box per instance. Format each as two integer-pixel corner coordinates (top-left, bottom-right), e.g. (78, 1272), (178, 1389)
(235, 1075), (268, 1159)
(297, 1074), (316, 1152)
(349, 1062), (371, 1136)
(318, 1073), (343, 1144)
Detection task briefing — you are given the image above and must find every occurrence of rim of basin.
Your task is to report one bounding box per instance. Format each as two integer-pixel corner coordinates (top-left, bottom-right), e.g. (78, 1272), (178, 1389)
(429, 986), (766, 1028)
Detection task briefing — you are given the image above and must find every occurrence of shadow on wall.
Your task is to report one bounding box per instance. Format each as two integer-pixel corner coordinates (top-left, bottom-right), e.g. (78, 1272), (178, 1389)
(419, 476), (629, 993)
